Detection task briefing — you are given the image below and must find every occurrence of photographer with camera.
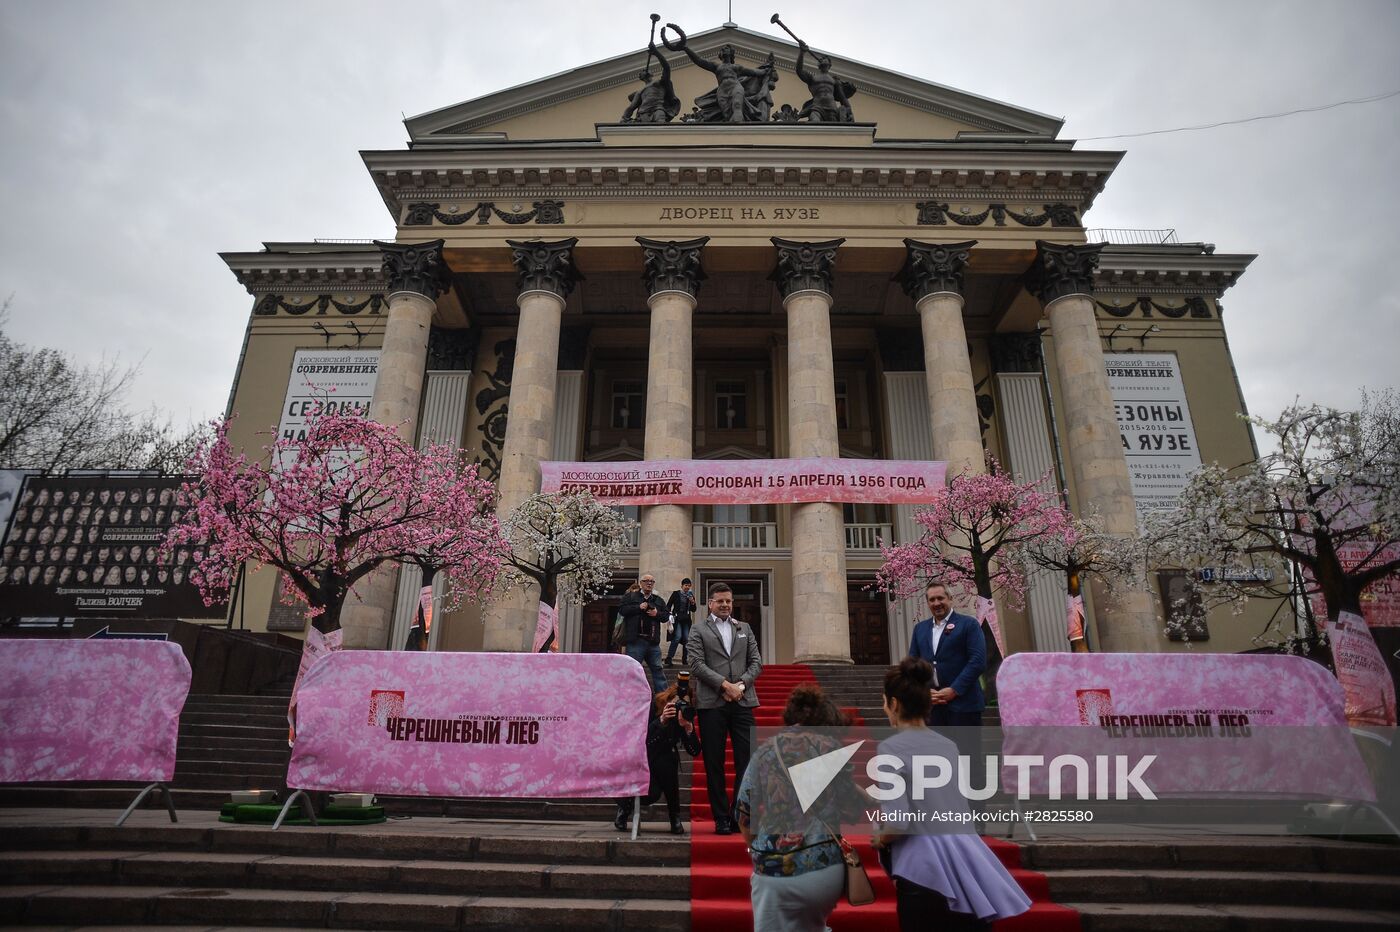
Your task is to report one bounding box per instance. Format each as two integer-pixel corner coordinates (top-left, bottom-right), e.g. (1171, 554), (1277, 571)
(613, 671), (701, 835)
(619, 573), (669, 694)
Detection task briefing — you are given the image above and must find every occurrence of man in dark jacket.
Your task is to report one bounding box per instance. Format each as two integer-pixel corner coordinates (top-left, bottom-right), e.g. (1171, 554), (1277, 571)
(686, 581), (762, 834)
(664, 577), (697, 668)
(619, 573), (669, 694)
(907, 581), (986, 726)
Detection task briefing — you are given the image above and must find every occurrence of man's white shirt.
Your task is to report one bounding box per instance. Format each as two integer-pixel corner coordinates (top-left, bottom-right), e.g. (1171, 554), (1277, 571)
(929, 612), (951, 687)
(712, 614), (734, 654)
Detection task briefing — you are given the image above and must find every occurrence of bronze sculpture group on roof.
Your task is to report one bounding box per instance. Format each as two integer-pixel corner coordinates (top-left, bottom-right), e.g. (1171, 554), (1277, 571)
(619, 13), (856, 125)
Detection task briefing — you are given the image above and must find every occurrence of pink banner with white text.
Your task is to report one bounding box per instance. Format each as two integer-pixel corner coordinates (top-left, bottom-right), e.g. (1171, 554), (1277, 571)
(996, 652), (1375, 800)
(541, 457), (946, 505)
(286, 651), (651, 797)
(0, 640), (190, 783)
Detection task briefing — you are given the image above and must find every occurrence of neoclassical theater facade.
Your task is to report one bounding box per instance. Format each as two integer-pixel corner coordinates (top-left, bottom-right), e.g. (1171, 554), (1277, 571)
(219, 25), (1269, 663)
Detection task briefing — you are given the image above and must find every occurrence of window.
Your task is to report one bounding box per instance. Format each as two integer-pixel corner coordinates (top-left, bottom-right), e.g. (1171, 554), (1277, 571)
(1158, 570), (1209, 641)
(835, 380), (850, 430)
(715, 380), (748, 429)
(610, 380), (644, 429)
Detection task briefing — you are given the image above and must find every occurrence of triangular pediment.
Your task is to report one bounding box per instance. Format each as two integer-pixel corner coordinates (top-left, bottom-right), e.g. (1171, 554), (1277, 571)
(405, 25), (1062, 144)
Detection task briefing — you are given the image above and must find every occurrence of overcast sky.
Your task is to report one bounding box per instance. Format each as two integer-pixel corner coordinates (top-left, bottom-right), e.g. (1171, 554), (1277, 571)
(2, 0), (1397, 441)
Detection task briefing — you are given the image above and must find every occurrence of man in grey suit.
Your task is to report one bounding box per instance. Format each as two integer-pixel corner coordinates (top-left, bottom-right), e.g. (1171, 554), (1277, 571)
(686, 581), (762, 835)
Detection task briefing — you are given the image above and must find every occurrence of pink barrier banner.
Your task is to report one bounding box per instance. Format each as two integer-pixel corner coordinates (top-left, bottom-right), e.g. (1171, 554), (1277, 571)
(0, 640), (190, 783)
(287, 651), (651, 797)
(541, 457), (946, 506)
(996, 652), (1375, 801)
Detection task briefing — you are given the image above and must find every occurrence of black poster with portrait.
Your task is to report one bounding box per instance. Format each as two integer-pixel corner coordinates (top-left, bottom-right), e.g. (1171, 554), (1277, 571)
(0, 475), (227, 618)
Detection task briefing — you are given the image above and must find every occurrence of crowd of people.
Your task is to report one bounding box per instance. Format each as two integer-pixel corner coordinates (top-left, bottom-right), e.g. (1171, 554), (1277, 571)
(614, 576), (1030, 932)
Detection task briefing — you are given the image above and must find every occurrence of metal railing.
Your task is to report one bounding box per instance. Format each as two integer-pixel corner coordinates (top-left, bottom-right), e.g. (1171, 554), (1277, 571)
(1085, 228), (1179, 246)
(844, 523), (892, 551)
(694, 522), (779, 549)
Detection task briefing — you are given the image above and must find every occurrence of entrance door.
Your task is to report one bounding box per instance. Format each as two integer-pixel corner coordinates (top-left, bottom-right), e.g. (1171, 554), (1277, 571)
(728, 580), (763, 656)
(580, 602), (617, 653)
(848, 594), (890, 665)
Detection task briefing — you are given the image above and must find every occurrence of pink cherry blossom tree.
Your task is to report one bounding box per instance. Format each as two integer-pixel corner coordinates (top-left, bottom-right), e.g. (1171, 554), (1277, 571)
(878, 463), (1074, 605)
(878, 461), (1075, 674)
(167, 412), (509, 636)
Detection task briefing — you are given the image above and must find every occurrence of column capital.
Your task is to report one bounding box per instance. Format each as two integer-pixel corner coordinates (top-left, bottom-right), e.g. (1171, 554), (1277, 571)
(375, 239), (449, 300)
(508, 237), (582, 299)
(1027, 241), (1105, 305)
(898, 239), (977, 302)
(637, 236), (709, 299)
(770, 237), (845, 299)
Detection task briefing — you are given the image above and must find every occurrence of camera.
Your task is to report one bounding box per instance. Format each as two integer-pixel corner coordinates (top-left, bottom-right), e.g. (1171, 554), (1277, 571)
(674, 670), (698, 722)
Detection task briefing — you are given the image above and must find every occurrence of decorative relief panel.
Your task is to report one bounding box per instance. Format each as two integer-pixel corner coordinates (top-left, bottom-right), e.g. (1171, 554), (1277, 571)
(473, 338), (516, 483)
(253, 294), (386, 317)
(916, 202), (1080, 227)
(426, 327), (478, 371)
(1096, 296), (1213, 319)
(403, 200), (565, 226)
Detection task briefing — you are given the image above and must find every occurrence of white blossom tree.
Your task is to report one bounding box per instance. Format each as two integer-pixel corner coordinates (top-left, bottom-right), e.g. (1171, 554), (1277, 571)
(1144, 390), (1400, 647)
(500, 490), (636, 609)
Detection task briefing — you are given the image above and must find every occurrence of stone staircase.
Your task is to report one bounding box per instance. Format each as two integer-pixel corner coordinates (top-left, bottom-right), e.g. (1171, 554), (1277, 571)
(1027, 836), (1400, 931)
(0, 809), (688, 930)
(5, 663), (1400, 929)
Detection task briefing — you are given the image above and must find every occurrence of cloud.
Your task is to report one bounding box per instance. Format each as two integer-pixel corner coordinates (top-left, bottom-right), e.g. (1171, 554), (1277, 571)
(1, 0), (1396, 431)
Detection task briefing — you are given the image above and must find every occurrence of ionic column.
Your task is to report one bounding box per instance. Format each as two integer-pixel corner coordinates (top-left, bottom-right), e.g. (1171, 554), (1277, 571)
(483, 238), (582, 651)
(898, 239), (984, 478)
(1028, 241), (1158, 652)
(772, 237), (851, 663)
(339, 239), (448, 650)
(637, 237), (706, 594)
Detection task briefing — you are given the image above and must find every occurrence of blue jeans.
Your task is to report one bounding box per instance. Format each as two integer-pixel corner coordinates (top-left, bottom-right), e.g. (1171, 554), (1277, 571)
(627, 641), (668, 694)
(665, 618), (692, 662)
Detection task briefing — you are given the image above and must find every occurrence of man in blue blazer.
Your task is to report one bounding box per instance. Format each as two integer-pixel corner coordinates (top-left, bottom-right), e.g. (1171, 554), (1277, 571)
(907, 581), (986, 727)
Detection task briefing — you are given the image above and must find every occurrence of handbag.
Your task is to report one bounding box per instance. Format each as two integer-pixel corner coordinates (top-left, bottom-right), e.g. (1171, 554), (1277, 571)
(774, 736), (876, 906)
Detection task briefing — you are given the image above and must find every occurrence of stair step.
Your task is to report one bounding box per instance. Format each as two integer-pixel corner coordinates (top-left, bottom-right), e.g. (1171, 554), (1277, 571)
(1069, 901), (1400, 932)
(0, 850), (690, 900)
(1, 819), (691, 866)
(181, 713), (289, 729)
(1024, 839), (1400, 875)
(0, 885), (687, 930)
(1045, 869), (1400, 908)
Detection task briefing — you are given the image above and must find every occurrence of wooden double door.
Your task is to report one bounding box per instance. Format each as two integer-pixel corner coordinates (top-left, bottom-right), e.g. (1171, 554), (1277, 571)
(848, 583), (891, 665)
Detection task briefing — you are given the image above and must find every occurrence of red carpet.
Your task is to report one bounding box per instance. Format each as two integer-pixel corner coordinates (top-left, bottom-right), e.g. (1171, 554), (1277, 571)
(688, 663), (1079, 931)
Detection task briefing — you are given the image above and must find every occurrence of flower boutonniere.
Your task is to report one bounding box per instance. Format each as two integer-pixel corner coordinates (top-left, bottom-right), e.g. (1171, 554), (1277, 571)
(946, 624), (955, 631)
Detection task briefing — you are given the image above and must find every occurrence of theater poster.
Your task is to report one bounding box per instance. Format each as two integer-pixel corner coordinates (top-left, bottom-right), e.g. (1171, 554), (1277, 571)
(276, 348), (380, 442)
(0, 474), (225, 618)
(1104, 353), (1202, 519)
